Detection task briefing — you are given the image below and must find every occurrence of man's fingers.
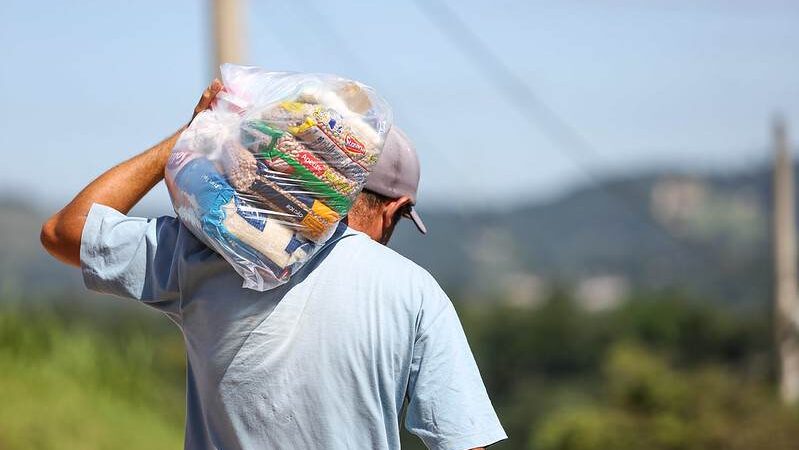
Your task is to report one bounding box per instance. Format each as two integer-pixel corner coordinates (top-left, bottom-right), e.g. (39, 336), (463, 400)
(202, 79), (222, 101)
(192, 79), (224, 121)
(197, 79), (222, 108)
(210, 78), (223, 94)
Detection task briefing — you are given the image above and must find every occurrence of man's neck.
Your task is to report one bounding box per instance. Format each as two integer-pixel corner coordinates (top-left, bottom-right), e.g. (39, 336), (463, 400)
(345, 217), (382, 243)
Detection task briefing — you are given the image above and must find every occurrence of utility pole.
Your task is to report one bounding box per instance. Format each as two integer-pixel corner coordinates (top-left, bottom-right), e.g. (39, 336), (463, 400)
(773, 115), (799, 404)
(211, 0), (246, 77)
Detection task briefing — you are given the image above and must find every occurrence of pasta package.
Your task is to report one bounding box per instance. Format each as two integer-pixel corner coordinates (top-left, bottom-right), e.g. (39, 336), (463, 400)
(165, 64), (392, 291)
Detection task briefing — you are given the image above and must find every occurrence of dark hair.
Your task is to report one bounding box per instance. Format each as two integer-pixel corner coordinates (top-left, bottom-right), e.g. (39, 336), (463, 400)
(348, 189), (392, 221)
(349, 189), (409, 243)
(358, 189), (392, 209)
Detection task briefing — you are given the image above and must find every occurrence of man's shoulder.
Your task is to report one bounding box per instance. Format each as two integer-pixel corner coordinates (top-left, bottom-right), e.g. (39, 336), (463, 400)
(332, 229), (438, 286)
(323, 230), (450, 320)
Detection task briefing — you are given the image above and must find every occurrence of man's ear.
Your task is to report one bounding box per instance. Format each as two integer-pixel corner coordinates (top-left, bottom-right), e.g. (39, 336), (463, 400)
(381, 196), (412, 229)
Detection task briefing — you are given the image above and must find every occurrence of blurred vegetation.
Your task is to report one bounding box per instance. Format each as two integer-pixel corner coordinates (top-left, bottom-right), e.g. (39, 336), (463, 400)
(0, 299), (184, 450)
(1, 290), (797, 449)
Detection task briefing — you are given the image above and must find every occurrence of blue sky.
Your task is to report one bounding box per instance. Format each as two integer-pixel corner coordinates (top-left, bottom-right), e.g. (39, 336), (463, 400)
(1, 0), (797, 212)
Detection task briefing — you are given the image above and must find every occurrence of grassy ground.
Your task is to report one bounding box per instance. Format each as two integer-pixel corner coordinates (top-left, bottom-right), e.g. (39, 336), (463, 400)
(0, 359), (182, 449)
(0, 303), (185, 449)
(1, 292), (794, 449)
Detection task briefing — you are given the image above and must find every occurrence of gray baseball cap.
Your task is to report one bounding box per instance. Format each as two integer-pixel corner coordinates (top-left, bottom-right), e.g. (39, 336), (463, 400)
(364, 127), (427, 234)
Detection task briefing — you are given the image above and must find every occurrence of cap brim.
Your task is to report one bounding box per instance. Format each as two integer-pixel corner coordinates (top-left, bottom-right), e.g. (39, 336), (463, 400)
(407, 206), (427, 234)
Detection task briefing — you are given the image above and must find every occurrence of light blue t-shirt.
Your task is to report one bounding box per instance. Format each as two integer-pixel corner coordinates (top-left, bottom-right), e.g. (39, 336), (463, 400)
(80, 203), (507, 450)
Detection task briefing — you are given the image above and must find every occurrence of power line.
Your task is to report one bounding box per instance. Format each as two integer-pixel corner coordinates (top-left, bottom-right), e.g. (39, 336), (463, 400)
(411, 0), (728, 265)
(412, 0), (604, 164)
(286, 0), (496, 213)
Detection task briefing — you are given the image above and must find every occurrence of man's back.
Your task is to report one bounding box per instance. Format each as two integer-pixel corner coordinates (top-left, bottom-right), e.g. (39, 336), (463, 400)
(80, 204), (505, 450)
(42, 81), (505, 450)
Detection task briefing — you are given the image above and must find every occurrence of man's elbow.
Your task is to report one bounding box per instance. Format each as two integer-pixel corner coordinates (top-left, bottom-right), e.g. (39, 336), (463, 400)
(40, 215), (81, 267)
(40, 216), (59, 253)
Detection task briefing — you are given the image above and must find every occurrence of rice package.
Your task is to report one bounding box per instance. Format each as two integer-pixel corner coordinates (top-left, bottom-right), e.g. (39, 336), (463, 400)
(165, 64), (392, 291)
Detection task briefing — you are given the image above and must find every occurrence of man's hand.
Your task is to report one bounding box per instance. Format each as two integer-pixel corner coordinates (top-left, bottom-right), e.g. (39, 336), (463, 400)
(193, 78), (223, 122)
(41, 80), (223, 267)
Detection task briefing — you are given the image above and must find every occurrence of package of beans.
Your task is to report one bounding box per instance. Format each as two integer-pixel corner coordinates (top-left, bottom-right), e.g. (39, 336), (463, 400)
(165, 64), (392, 291)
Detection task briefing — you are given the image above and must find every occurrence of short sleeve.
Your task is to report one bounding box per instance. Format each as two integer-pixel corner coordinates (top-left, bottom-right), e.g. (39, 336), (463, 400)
(405, 278), (507, 450)
(80, 203), (182, 320)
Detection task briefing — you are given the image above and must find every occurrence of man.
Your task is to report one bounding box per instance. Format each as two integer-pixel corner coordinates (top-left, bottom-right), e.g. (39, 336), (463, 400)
(41, 81), (506, 450)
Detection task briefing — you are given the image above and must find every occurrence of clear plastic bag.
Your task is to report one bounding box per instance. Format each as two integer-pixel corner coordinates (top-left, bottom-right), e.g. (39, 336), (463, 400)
(165, 64), (393, 291)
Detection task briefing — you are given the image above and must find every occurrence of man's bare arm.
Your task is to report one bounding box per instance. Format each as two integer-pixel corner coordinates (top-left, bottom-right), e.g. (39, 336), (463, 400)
(40, 80), (223, 267)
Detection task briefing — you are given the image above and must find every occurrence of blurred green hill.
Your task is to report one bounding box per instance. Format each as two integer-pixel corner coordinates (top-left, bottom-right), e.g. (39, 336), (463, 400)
(0, 198), (83, 298)
(392, 164), (774, 307)
(0, 163), (780, 307)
